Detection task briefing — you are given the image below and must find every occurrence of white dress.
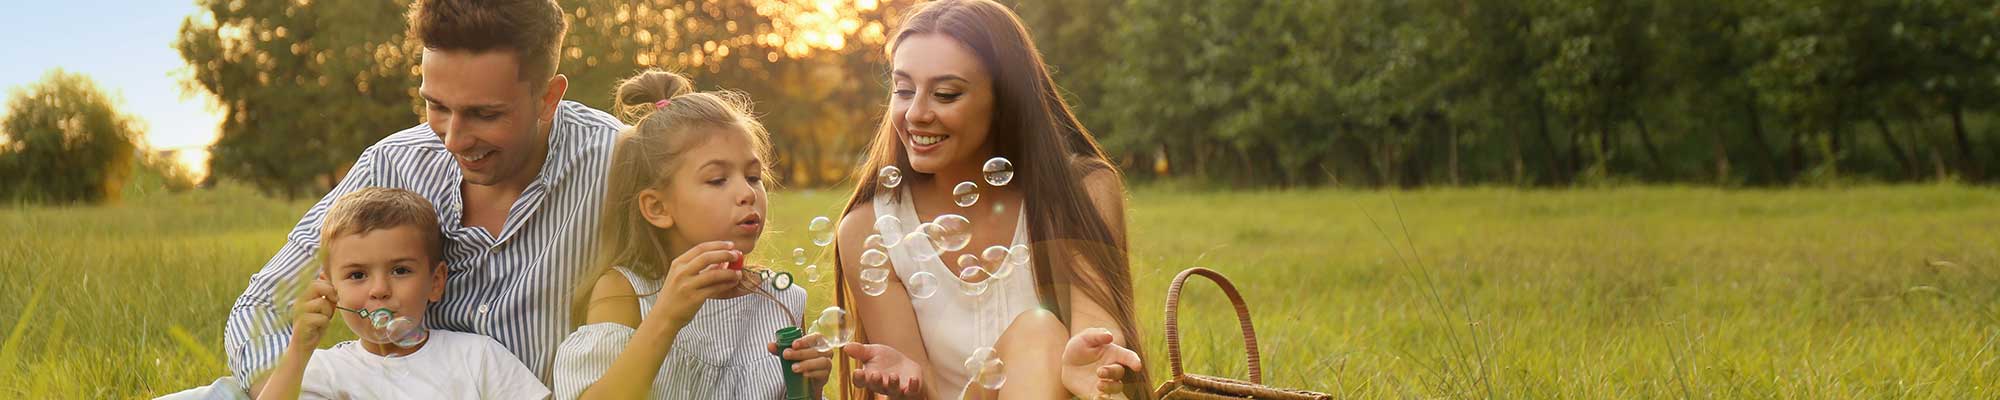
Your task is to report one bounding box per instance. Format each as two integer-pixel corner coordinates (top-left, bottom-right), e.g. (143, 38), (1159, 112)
(551, 266), (807, 400)
(874, 187), (1041, 399)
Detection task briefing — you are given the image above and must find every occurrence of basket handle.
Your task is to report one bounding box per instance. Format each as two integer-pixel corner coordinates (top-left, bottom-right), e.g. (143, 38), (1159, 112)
(1162, 267), (1262, 383)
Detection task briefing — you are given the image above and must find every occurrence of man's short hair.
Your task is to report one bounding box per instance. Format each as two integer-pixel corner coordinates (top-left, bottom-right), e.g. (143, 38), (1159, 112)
(321, 187), (444, 266)
(408, 0), (567, 86)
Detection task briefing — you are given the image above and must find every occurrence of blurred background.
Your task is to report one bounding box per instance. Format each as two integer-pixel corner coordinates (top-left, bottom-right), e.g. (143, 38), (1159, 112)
(5, 0), (1999, 206)
(3, 1), (1999, 398)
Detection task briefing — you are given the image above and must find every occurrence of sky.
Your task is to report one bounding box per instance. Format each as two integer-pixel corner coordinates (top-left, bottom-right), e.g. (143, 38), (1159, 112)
(0, 1), (222, 176)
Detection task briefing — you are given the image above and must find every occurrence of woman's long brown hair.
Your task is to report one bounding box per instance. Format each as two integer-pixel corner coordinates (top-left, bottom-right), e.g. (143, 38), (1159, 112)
(833, 1), (1150, 398)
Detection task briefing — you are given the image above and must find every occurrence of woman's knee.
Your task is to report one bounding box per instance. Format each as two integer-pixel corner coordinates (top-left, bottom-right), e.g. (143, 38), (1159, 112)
(997, 308), (1066, 352)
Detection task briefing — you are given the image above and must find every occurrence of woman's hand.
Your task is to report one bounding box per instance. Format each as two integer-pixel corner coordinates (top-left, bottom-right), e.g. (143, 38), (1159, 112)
(1060, 328), (1142, 399)
(770, 333), (834, 394)
(651, 241), (743, 325)
(289, 277), (337, 349)
(845, 342), (927, 399)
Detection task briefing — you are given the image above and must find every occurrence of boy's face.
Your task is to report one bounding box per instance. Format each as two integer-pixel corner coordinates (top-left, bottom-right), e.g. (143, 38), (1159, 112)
(321, 225), (447, 338)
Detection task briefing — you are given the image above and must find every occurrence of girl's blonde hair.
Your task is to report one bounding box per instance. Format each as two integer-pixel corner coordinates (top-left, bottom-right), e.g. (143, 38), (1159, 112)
(569, 69), (775, 328)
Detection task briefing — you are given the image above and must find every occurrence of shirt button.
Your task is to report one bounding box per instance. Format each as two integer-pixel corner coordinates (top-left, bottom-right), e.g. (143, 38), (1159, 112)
(478, 304), (490, 314)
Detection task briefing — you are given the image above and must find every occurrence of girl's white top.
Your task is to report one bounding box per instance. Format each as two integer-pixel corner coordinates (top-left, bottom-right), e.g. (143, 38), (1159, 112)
(552, 266), (807, 400)
(873, 186), (1041, 399)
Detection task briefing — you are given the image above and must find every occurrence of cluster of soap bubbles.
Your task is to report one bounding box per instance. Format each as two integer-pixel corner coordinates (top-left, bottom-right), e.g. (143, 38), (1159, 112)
(965, 347), (1008, 391)
(844, 157), (1028, 301)
(345, 307), (427, 348)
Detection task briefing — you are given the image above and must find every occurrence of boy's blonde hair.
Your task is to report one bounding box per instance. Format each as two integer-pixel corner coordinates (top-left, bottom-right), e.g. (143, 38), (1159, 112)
(321, 187), (445, 267)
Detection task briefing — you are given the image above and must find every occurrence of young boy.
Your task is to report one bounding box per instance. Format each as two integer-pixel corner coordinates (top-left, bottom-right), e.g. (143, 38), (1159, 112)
(256, 187), (548, 399)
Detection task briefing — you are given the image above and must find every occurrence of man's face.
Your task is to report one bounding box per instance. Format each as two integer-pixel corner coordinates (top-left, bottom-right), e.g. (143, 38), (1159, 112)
(418, 49), (549, 188)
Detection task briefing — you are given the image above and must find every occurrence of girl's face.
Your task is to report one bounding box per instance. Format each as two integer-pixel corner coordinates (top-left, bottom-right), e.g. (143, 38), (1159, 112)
(890, 33), (996, 175)
(643, 130), (768, 256)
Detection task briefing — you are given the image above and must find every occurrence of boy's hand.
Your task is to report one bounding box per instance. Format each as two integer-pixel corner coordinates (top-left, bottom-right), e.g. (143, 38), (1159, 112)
(289, 277), (337, 349)
(653, 241), (744, 325)
(769, 333), (834, 392)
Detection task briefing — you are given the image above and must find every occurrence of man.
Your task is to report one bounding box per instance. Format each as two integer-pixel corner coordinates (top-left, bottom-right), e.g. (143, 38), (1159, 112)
(208, 0), (621, 396)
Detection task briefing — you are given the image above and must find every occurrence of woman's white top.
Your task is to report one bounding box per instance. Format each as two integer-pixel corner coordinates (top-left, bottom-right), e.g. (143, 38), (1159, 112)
(552, 266), (806, 400)
(874, 187), (1041, 399)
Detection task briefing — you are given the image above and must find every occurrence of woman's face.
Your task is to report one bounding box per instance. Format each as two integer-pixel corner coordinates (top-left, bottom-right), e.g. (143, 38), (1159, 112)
(889, 33), (995, 175)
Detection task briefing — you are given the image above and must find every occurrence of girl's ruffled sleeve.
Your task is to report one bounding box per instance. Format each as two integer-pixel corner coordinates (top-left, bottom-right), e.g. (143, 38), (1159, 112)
(550, 323), (637, 400)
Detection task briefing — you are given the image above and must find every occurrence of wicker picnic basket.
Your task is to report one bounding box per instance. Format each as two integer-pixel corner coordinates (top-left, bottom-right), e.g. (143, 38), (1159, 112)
(1153, 267), (1332, 400)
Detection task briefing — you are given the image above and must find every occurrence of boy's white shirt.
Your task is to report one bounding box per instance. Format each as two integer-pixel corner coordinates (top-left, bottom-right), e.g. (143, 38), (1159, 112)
(298, 329), (549, 400)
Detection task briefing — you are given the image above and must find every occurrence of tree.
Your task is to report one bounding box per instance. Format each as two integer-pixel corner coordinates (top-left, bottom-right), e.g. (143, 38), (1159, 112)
(0, 69), (144, 204)
(176, 0), (423, 199)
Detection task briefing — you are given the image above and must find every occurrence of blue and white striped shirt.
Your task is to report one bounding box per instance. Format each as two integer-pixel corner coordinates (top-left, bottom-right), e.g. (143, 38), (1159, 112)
(224, 100), (624, 385)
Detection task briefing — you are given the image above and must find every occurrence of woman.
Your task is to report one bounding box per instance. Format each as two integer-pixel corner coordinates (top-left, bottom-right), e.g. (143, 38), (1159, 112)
(832, 0), (1149, 398)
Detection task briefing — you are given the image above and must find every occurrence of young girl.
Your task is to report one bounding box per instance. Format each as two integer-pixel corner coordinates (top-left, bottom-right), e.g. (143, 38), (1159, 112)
(834, 1), (1148, 399)
(552, 70), (832, 399)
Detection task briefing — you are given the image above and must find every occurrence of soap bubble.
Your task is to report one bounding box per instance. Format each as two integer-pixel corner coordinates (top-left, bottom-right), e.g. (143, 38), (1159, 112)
(792, 248), (807, 266)
(957, 254), (983, 272)
(803, 264), (821, 283)
(980, 246), (1008, 264)
(982, 157), (1014, 187)
(1005, 244), (1031, 267)
(808, 216), (834, 247)
(392, 327), (429, 348)
(925, 215), (973, 252)
(859, 267), (891, 297)
(965, 347), (1007, 390)
(902, 230), (939, 260)
(878, 166), (904, 189)
(864, 234), (885, 251)
(860, 248), (889, 267)
(367, 309), (393, 329)
(809, 307), (855, 352)
(874, 216), (904, 247)
(957, 266), (991, 296)
(952, 181), (981, 207)
(906, 271), (939, 299)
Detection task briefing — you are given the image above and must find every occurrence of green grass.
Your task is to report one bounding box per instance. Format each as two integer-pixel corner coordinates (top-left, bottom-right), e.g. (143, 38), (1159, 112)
(4, 183), (1998, 398)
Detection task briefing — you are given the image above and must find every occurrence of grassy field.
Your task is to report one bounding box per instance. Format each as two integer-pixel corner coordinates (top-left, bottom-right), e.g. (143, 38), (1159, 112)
(3, 182), (1998, 398)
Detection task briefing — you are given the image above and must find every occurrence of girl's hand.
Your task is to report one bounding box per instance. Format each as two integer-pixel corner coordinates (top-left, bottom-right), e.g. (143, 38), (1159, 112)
(289, 277), (336, 349)
(1061, 328), (1142, 399)
(769, 333), (834, 393)
(844, 342), (926, 399)
(652, 241), (743, 324)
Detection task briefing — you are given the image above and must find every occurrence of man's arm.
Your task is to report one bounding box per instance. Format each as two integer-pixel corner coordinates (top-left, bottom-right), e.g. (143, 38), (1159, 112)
(226, 149), (382, 395)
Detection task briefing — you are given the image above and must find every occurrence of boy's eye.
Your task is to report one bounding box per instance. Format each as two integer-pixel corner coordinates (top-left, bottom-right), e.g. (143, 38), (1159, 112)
(393, 266), (415, 276)
(344, 271), (365, 280)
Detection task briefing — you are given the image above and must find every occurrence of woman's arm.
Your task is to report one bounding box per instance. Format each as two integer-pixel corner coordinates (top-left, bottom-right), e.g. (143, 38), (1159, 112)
(838, 206), (935, 397)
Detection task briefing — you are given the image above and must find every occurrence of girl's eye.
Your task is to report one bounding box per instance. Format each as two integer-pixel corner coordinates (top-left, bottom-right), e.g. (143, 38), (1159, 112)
(934, 92), (962, 101)
(746, 175), (763, 185)
(892, 89), (915, 98)
(707, 178), (727, 186)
